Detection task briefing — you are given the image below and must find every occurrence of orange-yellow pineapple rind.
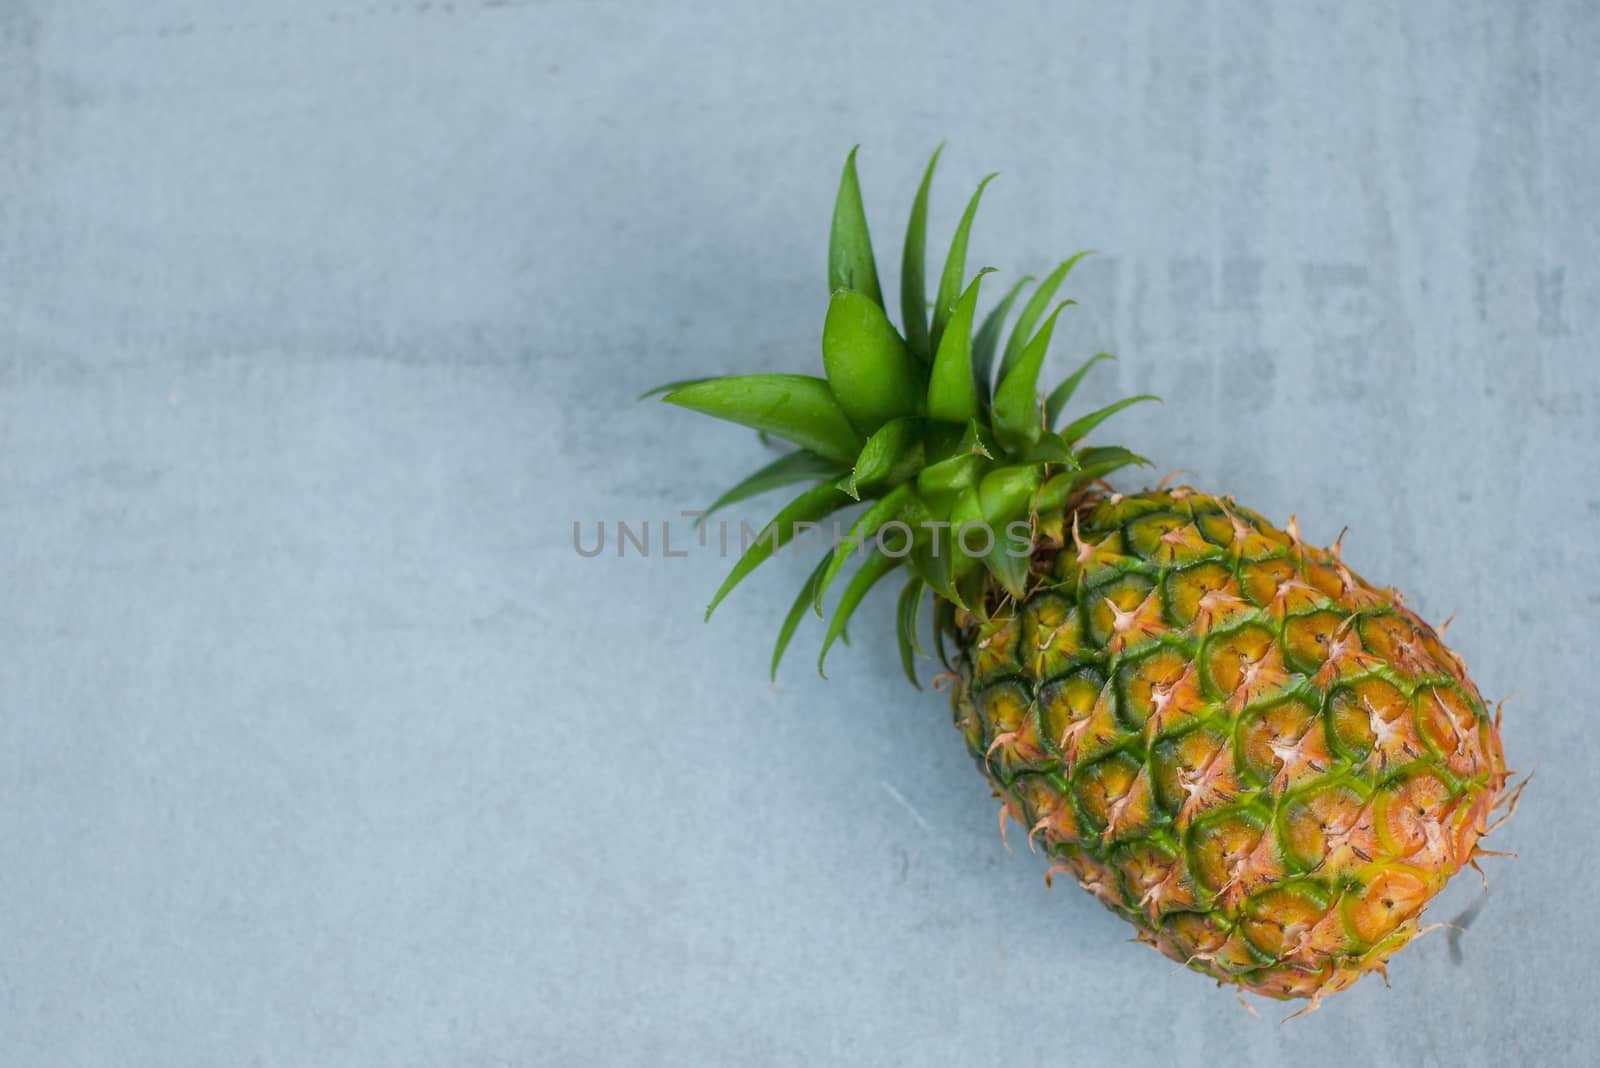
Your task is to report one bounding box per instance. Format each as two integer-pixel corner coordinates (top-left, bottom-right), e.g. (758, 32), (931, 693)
(952, 487), (1510, 1002)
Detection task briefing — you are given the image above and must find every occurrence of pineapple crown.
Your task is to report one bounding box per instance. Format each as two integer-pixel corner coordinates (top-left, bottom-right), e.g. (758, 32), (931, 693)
(653, 147), (1157, 681)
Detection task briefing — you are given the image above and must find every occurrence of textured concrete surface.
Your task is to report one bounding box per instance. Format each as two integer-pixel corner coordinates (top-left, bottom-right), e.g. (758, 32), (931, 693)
(2, 1), (1596, 1064)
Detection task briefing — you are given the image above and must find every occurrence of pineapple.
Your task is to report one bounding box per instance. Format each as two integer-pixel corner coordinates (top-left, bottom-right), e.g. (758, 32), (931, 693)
(656, 148), (1515, 1009)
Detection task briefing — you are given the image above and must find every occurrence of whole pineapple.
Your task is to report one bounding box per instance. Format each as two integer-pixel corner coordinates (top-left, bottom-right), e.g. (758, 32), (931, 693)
(657, 149), (1514, 1009)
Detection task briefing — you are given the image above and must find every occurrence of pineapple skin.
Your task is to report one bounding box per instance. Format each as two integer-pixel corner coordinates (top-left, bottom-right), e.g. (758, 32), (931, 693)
(950, 488), (1509, 1001)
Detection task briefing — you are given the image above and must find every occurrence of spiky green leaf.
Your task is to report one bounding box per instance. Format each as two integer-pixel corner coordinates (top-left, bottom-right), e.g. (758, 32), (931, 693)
(930, 174), (998, 355)
(814, 483), (918, 614)
(916, 451), (982, 502)
(1019, 432), (1078, 465)
(932, 598), (957, 670)
(639, 377), (713, 401)
(926, 268), (993, 424)
(1033, 447), (1152, 513)
(1045, 353), (1116, 427)
(848, 417), (922, 498)
(977, 464), (1043, 526)
(1058, 395), (1160, 446)
(696, 450), (844, 527)
(998, 250), (1094, 381)
(946, 486), (987, 583)
(983, 522), (1033, 600)
(972, 275), (1032, 409)
(705, 482), (853, 619)
(771, 555), (832, 680)
(829, 146), (883, 306)
(895, 576), (927, 688)
(1072, 445), (1153, 481)
(901, 147), (942, 361)
(992, 301), (1072, 451)
(821, 289), (922, 435)
(818, 549), (901, 677)
(664, 375), (863, 465)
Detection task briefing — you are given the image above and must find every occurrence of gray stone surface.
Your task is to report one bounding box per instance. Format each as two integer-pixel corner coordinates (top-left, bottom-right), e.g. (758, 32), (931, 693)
(2, 1), (1596, 1064)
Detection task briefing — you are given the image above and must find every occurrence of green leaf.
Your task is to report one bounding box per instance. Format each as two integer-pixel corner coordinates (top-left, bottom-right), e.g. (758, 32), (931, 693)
(926, 269), (993, 424)
(972, 275), (1032, 409)
(771, 555), (832, 680)
(910, 543), (964, 611)
(829, 147), (883, 307)
(1076, 444), (1149, 468)
(1072, 445), (1153, 481)
(901, 146), (942, 362)
(904, 494), (966, 610)
(973, 470), (1036, 599)
(930, 173), (998, 355)
(818, 548), (901, 677)
(916, 451), (982, 502)
(992, 301), (1073, 452)
(983, 522), (1033, 600)
(956, 566), (991, 614)
(1019, 432), (1077, 464)
(1044, 353), (1116, 427)
(1058, 395), (1160, 445)
(977, 465), (1043, 525)
(1034, 471), (1080, 514)
(664, 375), (863, 465)
(947, 486), (986, 583)
(814, 483), (919, 614)
(697, 450), (844, 527)
(821, 290), (922, 435)
(998, 251), (1095, 382)
(895, 575), (927, 688)
(848, 417), (921, 498)
(932, 598), (957, 670)
(1033, 448), (1152, 513)
(640, 377), (713, 402)
(705, 482), (853, 620)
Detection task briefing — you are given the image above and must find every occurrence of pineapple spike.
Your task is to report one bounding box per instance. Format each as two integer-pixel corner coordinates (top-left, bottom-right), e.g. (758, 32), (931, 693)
(1331, 525), (1350, 560)
(1468, 857), (1491, 893)
(1282, 991), (1327, 1023)
(1471, 847), (1518, 861)
(997, 802), (1022, 851)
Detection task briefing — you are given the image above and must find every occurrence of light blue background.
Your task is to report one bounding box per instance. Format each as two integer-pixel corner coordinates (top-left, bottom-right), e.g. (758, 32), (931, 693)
(2, 1), (1595, 1064)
